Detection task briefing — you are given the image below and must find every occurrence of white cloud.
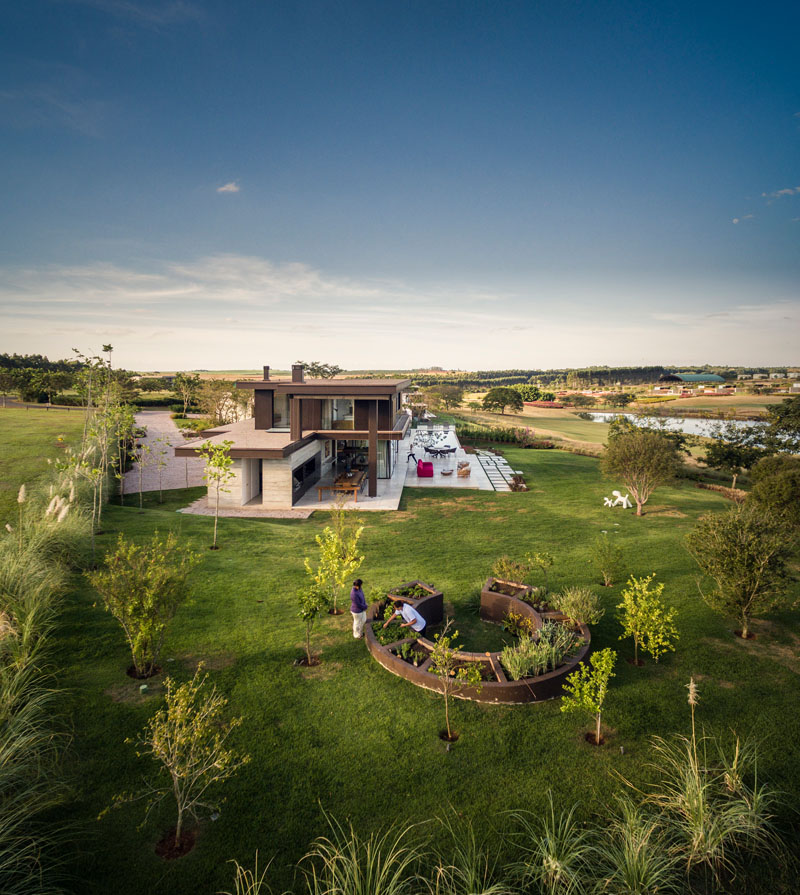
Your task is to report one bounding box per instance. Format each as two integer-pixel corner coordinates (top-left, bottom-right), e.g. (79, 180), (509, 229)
(761, 186), (800, 200)
(1, 254), (798, 370)
(731, 214), (755, 224)
(216, 181), (240, 193)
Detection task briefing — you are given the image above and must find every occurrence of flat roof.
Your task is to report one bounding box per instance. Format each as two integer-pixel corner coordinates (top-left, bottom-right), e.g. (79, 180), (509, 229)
(174, 418), (297, 459)
(236, 377), (410, 392)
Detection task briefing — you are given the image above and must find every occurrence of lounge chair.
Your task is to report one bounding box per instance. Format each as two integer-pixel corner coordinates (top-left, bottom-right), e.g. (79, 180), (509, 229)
(417, 460), (434, 478)
(457, 464), (471, 478)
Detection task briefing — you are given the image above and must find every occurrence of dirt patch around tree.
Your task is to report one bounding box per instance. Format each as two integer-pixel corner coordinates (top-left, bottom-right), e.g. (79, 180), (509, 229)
(643, 505), (687, 518)
(300, 660), (342, 681)
(155, 826), (197, 860)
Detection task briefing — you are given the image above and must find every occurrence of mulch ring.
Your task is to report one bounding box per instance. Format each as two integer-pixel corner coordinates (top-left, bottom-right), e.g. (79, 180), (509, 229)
(155, 826), (197, 860)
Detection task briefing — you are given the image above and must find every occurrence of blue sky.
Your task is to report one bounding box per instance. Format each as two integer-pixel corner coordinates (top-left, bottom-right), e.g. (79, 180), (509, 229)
(1, 0), (798, 370)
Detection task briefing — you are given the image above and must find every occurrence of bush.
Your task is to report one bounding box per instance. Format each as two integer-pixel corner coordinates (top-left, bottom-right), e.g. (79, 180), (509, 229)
(132, 396), (175, 408)
(492, 556), (530, 583)
(590, 534), (626, 587)
(52, 394), (84, 406)
(552, 586), (604, 625)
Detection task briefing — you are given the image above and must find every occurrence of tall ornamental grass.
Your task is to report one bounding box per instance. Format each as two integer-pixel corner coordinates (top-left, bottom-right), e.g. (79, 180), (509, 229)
(0, 458), (96, 894)
(300, 812), (425, 895)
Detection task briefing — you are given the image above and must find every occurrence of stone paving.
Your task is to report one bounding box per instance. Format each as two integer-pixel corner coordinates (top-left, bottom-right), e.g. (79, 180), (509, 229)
(474, 449), (526, 492)
(124, 410), (206, 494)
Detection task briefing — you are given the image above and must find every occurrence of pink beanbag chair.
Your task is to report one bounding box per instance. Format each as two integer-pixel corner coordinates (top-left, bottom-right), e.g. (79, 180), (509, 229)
(417, 460), (434, 478)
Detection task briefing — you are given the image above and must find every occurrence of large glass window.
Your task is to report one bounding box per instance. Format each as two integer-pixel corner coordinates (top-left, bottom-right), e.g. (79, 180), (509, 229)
(331, 399), (353, 429)
(272, 393), (289, 429)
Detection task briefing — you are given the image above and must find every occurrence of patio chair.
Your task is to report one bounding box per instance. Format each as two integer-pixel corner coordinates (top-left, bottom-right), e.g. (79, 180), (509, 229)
(417, 460), (434, 478)
(457, 464), (471, 478)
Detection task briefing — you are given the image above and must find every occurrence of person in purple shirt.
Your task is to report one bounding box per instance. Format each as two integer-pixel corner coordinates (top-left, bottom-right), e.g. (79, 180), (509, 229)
(350, 578), (368, 639)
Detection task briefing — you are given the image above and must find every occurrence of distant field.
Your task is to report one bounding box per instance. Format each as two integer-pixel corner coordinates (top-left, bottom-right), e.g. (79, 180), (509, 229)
(657, 394), (786, 413)
(459, 405), (611, 445)
(0, 407), (85, 523)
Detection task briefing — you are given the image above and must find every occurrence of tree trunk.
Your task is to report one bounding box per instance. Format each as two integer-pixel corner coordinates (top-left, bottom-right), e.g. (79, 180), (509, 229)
(213, 487), (220, 548)
(595, 712), (602, 745)
(741, 616), (749, 639)
(306, 623), (312, 664)
(636, 500), (643, 516)
(175, 805), (183, 846)
(634, 638), (639, 665)
(731, 472), (738, 489)
(444, 691), (451, 739)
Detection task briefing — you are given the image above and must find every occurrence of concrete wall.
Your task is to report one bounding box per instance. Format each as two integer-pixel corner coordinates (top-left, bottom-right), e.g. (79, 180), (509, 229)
(206, 441), (328, 510)
(210, 458), (245, 508)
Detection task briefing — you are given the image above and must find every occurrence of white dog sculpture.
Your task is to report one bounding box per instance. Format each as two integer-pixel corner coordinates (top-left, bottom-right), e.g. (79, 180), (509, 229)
(604, 490), (632, 509)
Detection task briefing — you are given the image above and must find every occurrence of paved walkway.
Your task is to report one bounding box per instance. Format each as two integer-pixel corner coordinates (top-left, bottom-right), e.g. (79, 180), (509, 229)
(473, 449), (526, 491)
(124, 411), (206, 494)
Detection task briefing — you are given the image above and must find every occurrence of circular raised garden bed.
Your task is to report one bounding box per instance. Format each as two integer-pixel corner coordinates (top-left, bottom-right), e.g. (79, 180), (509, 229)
(365, 580), (591, 704)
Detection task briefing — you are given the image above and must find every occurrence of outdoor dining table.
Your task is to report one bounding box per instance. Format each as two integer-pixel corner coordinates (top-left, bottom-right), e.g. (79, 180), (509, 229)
(317, 469), (366, 502)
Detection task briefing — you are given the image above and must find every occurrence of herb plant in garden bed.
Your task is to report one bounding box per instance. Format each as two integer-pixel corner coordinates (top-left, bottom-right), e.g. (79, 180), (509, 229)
(389, 584), (431, 599)
(394, 641), (429, 667)
(500, 620), (584, 681)
(371, 620), (421, 646)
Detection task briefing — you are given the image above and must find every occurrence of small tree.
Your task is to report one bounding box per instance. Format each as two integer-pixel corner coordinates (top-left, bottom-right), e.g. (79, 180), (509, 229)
(492, 555), (531, 584)
(482, 387), (523, 415)
(685, 504), (793, 639)
(305, 498), (364, 614)
(701, 420), (763, 489)
(602, 429), (683, 516)
(120, 664), (249, 851)
(590, 534), (626, 587)
(111, 403), (137, 506)
(298, 581), (330, 665)
(173, 371), (202, 416)
(87, 532), (201, 677)
(748, 455), (800, 529)
(429, 620), (482, 741)
(135, 440), (152, 510)
(762, 394), (800, 454)
(527, 550), (555, 593)
(561, 648), (616, 746)
(153, 435), (170, 504)
(198, 439), (235, 549)
(616, 574), (679, 665)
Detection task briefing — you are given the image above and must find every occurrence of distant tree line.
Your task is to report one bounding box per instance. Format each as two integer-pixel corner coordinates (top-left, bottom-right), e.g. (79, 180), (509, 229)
(0, 352), (80, 372)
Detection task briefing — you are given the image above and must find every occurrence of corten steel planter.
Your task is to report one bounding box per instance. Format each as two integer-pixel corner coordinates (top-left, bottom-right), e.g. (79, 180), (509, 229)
(365, 581), (591, 705)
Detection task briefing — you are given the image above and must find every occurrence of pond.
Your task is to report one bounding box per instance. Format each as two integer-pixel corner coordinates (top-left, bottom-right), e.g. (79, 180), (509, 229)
(584, 412), (762, 439)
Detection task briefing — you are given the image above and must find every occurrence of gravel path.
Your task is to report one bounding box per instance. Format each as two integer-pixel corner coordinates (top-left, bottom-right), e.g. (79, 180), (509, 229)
(124, 410), (206, 494)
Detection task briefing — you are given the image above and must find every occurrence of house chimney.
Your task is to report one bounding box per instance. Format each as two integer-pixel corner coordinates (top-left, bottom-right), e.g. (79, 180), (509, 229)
(292, 363), (305, 383)
(262, 365), (270, 380)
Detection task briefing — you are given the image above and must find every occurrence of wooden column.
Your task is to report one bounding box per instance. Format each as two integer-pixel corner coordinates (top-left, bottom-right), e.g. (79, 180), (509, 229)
(290, 398), (302, 441)
(367, 399), (378, 497)
(254, 390), (273, 429)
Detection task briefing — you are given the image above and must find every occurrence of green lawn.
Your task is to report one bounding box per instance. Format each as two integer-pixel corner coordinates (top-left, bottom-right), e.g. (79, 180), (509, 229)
(40, 440), (800, 894)
(0, 407), (86, 523)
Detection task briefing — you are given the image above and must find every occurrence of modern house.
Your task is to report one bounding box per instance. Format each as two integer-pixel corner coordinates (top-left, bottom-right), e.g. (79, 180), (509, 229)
(175, 365), (411, 509)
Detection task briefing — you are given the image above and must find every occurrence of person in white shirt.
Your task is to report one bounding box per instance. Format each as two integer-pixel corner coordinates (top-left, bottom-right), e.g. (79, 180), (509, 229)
(382, 599), (426, 634)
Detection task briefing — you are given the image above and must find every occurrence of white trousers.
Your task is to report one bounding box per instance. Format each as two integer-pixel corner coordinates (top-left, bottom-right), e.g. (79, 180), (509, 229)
(351, 610), (367, 638)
